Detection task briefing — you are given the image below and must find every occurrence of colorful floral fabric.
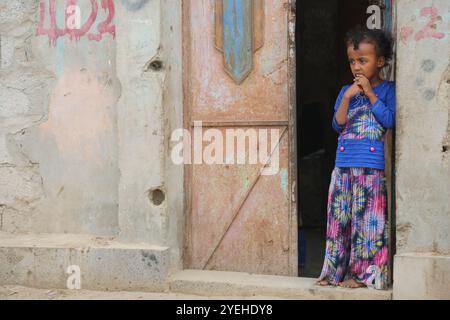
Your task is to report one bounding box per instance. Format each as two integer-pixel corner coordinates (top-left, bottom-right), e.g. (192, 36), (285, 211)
(341, 96), (386, 141)
(332, 81), (396, 170)
(318, 166), (390, 289)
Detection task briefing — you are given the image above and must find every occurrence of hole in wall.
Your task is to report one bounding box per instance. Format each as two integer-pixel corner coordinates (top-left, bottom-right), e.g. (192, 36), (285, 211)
(144, 58), (164, 72)
(149, 188), (165, 206)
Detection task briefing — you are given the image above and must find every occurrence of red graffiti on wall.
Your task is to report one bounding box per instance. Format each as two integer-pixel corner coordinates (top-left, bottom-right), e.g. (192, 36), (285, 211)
(37, 0), (116, 46)
(400, 6), (446, 43)
(89, 0), (116, 41)
(414, 6), (446, 41)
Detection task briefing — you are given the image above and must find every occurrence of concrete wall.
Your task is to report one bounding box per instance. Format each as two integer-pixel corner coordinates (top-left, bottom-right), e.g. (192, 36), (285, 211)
(0, 0), (120, 235)
(116, 0), (184, 268)
(0, 0), (183, 276)
(395, 0), (450, 299)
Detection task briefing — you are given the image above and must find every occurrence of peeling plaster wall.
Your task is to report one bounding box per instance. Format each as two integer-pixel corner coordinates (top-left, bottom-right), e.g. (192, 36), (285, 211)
(396, 0), (450, 255)
(115, 0), (184, 268)
(0, 0), (184, 276)
(394, 0), (450, 299)
(0, 1), (183, 273)
(2, 0), (121, 236)
(0, 1), (51, 233)
(0, 0), (118, 236)
(116, 0), (164, 244)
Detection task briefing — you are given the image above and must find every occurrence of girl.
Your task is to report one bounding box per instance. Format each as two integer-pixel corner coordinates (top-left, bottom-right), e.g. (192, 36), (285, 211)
(316, 25), (395, 289)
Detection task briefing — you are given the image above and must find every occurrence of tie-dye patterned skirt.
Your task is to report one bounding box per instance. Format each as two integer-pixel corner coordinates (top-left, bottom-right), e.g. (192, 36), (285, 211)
(318, 166), (390, 290)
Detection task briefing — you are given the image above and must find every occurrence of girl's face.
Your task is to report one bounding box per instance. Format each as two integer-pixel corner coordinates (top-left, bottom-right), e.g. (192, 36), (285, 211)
(347, 41), (385, 80)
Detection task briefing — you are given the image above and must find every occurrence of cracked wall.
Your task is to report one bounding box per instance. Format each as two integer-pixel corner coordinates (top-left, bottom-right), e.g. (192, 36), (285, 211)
(0, 0), (184, 271)
(1, 0), (53, 233)
(0, 0), (120, 235)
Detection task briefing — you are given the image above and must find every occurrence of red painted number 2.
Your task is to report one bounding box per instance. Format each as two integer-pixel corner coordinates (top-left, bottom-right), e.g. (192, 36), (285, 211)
(400, 6), (446, 42)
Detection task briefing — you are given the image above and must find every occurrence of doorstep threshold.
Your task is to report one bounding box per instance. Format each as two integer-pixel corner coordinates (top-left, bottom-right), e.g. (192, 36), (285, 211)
(169, 270), (392, 300)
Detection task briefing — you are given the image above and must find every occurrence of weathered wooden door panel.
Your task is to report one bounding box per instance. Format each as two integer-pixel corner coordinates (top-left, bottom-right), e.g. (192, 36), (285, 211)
(188, 0), (288, 122)
(184, 0), (296, 276)
(189, 127), (290, 274)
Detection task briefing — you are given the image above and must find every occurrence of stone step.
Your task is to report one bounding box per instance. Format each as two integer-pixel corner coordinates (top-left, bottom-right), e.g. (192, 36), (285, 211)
(0, 232), (170, 292)
(169, 270), (393, 300)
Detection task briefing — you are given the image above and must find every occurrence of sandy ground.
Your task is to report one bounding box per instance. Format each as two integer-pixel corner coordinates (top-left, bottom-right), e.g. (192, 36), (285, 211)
(0, 285), (283, 300)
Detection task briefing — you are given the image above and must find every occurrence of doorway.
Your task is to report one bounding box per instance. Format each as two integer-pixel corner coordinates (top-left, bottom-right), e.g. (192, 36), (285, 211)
(182, 0), (296, 276)
(296, 0), (395, 278)
(181, 0), (394, 281)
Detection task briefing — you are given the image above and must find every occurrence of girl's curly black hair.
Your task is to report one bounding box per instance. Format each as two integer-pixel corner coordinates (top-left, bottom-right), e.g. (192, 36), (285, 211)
(345, 25), (394, 62)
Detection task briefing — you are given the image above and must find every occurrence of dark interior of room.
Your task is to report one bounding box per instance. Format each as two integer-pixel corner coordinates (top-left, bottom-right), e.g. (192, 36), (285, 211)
(296, 0), (376, 277)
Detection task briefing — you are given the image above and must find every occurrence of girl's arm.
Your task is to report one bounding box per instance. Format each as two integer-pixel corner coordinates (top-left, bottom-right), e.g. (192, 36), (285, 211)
(354, 76), (396, 129)
(335, 96), (351, 126)
(332, 87), (348, 133)
(332, 84), (361, 133)
(366, 83), (396, 129)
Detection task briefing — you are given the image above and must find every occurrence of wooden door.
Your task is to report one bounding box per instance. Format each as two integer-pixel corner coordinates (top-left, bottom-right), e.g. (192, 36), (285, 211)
(183, 0), (296, 276)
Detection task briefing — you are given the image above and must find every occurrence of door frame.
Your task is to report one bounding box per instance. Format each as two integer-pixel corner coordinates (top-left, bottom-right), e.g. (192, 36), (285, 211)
(293, 0), (397, 284)
(287, 0), (298, 277)
(180, 0), (396, 283)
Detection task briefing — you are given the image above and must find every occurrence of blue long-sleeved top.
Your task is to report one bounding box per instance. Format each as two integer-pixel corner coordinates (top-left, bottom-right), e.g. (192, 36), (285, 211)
(332, 80), (396, 170)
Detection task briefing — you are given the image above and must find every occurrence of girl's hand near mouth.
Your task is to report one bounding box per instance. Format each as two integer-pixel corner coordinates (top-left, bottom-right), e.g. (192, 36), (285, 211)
(343, 82), (363, 100)
(354, 74), (379, 104)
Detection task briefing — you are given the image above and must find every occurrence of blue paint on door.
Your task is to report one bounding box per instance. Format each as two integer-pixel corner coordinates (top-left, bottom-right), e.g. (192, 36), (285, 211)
(222, 0), (253, 84)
